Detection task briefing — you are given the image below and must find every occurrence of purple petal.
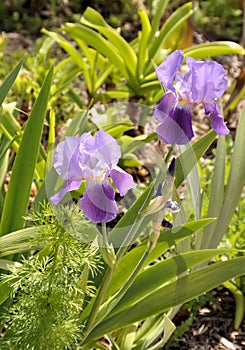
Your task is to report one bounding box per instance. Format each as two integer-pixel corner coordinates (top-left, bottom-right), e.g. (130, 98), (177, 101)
(110, 166), (136, 196)
(205, 102), (229, 135)
(156, 104), (194, 144)
(53, 136), (82, 180)
(50, 179), (82, 205)
(79, 129), (121, 176)
(80, 180), (118, 223)
(154, 91), (178, 122)
(184, 57), (227, 103)
(156, 50), (183, 93)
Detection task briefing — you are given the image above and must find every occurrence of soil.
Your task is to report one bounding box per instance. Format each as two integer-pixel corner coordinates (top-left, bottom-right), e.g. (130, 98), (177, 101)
(168, 288), (245, 350)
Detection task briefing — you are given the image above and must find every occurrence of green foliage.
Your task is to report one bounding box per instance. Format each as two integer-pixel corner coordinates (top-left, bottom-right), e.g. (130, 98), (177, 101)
(195, 0), (243, 41)
(43, 2), (244, 105)
(0, 203), (102, 349)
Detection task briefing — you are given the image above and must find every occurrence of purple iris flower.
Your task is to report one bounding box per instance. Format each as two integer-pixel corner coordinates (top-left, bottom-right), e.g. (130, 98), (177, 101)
(50, 129), (136, 223)
(154, 50), (229, 144)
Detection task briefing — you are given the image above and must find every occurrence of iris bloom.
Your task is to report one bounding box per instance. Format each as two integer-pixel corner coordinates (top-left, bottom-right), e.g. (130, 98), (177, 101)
(50, 129), (136, 223)
(154, 50), (229, 144)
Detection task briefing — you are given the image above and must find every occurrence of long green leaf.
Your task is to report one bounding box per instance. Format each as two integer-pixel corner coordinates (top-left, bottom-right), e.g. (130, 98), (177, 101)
(209, 105), (245, 248)
(175, 129), (217, 188)
(137, 9), (151, 77)
(184, 41), (245, 59)
(0, 259), (21, 271)
(148, 2), (193, 61)
(0, 56), (24, 106)
(0, 66), (53, 236)
(104, 249), (229, 318)
(63, 24), (129, 79)
(148, 0), (169, 43)
(200, 135), (226, 249)
(105, 219), (214, 299)
(81, 7), (137, 77)
(0, 226), (40, 257)
(87, 256), (245, 339)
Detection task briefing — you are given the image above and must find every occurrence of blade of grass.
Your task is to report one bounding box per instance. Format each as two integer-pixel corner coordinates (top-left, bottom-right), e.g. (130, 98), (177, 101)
(0, 66), (53, 236)
(0, 56), (24, 106)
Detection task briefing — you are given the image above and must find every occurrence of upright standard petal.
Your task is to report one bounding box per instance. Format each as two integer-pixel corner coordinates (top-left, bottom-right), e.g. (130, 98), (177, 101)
(185, 57), (227, 103)
(53, 136), (83, 180)
(78, 129), (121, 176)
(156, 50), (183, 93)
(110, 166), (136, 196)
(205, 102), (229, 135)
(156, 104), (194, 145)
(80, 181), (118, 223)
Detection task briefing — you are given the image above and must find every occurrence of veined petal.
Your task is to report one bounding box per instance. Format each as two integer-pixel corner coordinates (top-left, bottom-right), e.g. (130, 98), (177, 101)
(185, 57), (227, 103)
(50, 179), (82, 205)
(205, 102), (229, 135)
(53, 136), (83, 180)
(156, 104), (194, 144)
(110, 166), (136, 196)
(154, 91), (177, 122)
(79, 129), (121, 176)
(80, 180), (118, 223)
(156, 50), (183, 93)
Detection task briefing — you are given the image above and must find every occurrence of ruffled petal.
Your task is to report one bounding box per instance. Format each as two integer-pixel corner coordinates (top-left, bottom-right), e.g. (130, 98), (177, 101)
(185, 57), (227, 103)
(53, 136), (82, 180)
(79, 129), (121, 177)
(156, 50), (183, 93)
(110, 166), (136, 196)
(50, 179), (82, 205)
(156, 104), (194, 144)
(205, 102), (229, 135)
(80, 180), (118, 223)
(154, 91), (177, 122)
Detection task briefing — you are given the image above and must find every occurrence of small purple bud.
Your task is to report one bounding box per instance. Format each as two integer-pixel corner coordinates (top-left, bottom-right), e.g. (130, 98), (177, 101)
(167, 158), (176, 177)
(162, 219), (173, 229)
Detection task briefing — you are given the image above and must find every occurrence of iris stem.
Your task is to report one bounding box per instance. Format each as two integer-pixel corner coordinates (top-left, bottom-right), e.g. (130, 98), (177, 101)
(81, 222), (116, 344)
(93, 247), (150, 328)
(165, 144), (175, 163)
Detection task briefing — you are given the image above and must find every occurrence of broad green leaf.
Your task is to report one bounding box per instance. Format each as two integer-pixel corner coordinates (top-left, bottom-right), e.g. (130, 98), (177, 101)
(175, 129), (217, 188)
(184, 41), (245, 59)
(0, 66), (53, 236)
(105, 219), (214, 299)
(63, 24), (129, 80)
(87, 256), (245, 339)
(0, 259), (21, 271)
(0, 279), (13, 305)
(0, 226), (41, 257)
(110, 250), (226, 315)
(200, 135), (226, 249)
(209, 105), (245, 248)
(0, 56), (24, 106)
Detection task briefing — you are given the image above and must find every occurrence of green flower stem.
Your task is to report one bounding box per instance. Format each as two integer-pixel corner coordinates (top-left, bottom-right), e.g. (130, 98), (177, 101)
(165, 144), (175, 163)
(81, 218), (148, 345)
(82, 261), (116, 343)
(82, 222), (116, 343)
(94, 247), (150, 326)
